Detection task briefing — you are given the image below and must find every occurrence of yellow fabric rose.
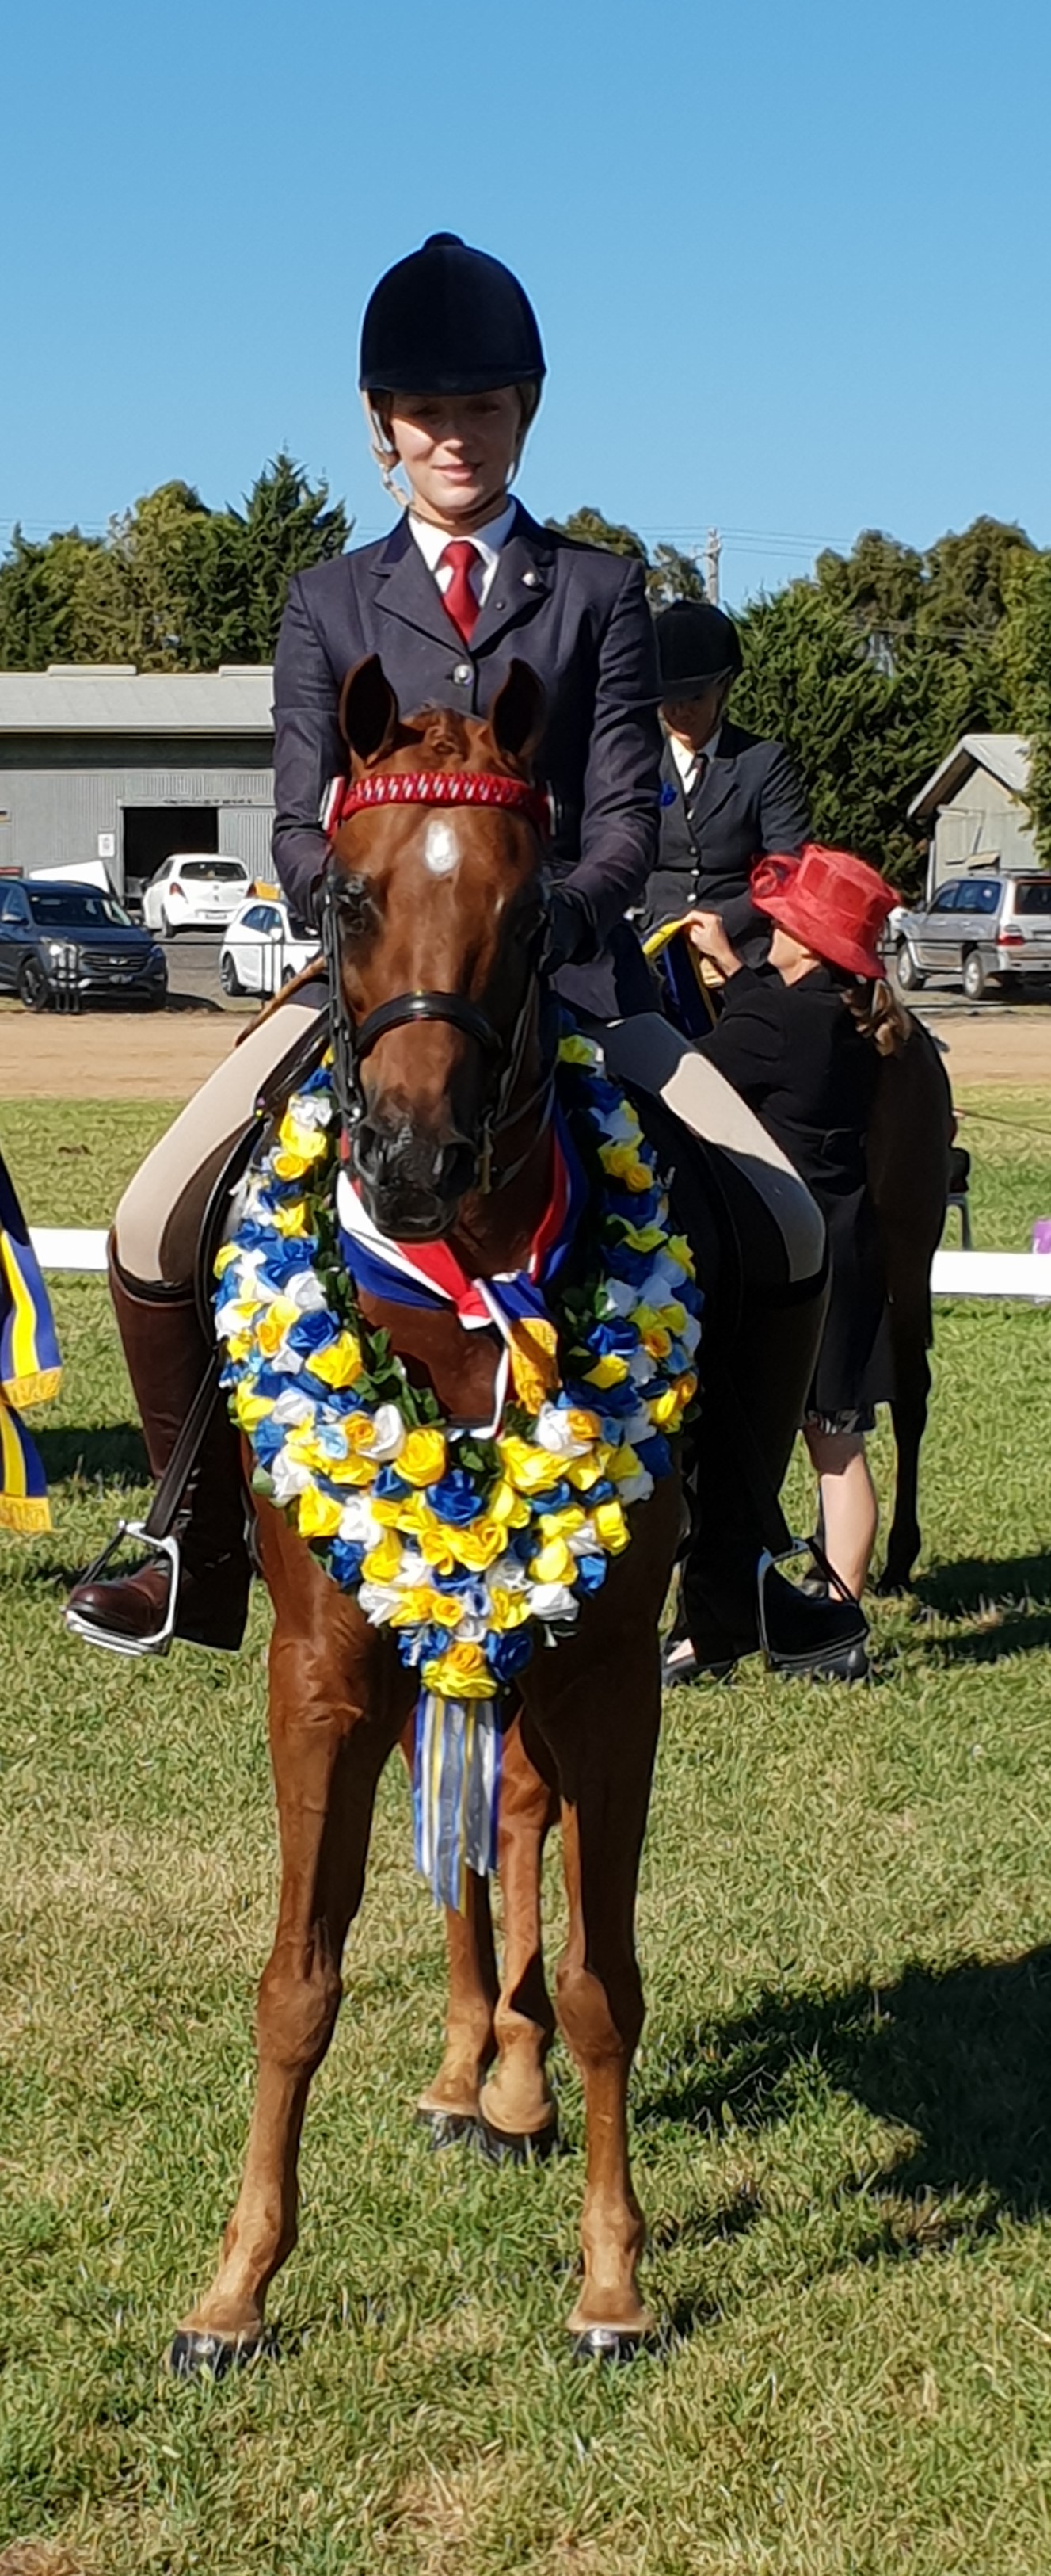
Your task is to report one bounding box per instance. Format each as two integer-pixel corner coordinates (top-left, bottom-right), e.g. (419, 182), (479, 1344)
(421, 1641), (499, 1699)
(308, 1332), (364, 1389)
(387, 1586), (438, 1628)
(398, 1426), (448, 1486)
(425, 1592), (465, 1631)
(617, 1220), (664, 1254)
(273, 1200), (307, 1238)
(488, 1479), (531, 1528)
(297, 1488), (344, 1540)
(447, 1517), (505, 1571)
(607, 1444), (642, 1484)
(530, 1537), (573, 1584)
(538, 1504), (586, 1541)
(232, 1385), (274, 1432)
(583, 1352), (631, 1389)
(488, 1586), (531, 1631)
(565, 1406), (602, 1444)
(361, 1531), (402, 1582)
(592, 1498), (630, 1553)
(642, 1327), (672, 1361)
(256, 1296), (302, 1357)
(497, 1436), (562, 1495)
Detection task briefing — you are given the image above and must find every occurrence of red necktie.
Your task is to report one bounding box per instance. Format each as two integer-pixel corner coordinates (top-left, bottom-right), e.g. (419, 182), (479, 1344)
(438, 540), (480, 644)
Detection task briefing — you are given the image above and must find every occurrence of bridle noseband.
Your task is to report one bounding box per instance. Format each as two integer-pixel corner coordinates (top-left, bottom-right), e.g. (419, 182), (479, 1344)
(322, 768), (554, 1195)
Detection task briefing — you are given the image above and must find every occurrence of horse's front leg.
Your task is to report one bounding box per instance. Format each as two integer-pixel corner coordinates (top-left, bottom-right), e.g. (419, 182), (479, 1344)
(171, 1529), (411, 2376)
(416, 1793), (500, 2135)
(524, 1476), (680, 2353)
(478, 1708), (560, 2156)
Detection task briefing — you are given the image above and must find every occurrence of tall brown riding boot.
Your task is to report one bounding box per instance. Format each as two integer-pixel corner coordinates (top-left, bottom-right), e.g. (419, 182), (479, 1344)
(65, 1247), (250, 1654)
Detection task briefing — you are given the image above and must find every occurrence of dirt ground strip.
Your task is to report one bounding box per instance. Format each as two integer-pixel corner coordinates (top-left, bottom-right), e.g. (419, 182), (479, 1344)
(2, 1002), (1050, 1102)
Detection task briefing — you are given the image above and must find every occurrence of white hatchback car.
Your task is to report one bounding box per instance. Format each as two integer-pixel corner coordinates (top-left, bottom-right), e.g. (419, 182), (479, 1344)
(219, 896), (318, 997)
(143, 856), (250, 936)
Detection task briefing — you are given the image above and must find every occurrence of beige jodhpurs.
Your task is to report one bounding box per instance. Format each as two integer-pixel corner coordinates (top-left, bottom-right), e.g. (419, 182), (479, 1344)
(116, 998), (823, 1296)
(604, 1014), (825, 1285)
(116, 993), (326, 1287)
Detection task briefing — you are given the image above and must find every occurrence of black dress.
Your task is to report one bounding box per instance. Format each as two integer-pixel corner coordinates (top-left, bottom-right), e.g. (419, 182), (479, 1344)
(696, 963), (889, 1421)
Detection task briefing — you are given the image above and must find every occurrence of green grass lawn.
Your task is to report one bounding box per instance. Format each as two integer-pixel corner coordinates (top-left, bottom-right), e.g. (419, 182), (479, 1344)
(1, 1091), (1050, 2575)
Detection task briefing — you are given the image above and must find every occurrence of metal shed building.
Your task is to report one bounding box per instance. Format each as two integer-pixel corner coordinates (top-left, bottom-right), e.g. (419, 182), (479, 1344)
(0, 664), (276, 903)
(908, 733), (1036, 895)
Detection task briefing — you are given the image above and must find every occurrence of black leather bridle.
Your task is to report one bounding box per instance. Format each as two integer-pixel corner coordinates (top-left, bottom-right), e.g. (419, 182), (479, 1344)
(322, 769), (556, 1195)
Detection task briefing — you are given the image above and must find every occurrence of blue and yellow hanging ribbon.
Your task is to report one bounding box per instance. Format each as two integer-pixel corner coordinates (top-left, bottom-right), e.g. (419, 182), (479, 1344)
(0, 1150), (61, 1533)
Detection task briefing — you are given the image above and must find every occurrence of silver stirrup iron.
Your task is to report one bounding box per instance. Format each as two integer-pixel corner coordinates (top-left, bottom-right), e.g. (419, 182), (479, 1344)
(63, 1525), (181, 1658)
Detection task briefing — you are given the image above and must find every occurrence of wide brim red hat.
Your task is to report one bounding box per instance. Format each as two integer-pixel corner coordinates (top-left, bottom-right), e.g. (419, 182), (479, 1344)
(750, 844), (897, 982)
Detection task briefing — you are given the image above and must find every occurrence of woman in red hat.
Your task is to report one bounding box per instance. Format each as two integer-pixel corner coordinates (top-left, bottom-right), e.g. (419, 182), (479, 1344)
(685, 843), (904, 1610)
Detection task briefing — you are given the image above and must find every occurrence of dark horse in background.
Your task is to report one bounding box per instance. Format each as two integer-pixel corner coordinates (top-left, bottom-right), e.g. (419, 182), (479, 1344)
(868, 1017), (956, 1593)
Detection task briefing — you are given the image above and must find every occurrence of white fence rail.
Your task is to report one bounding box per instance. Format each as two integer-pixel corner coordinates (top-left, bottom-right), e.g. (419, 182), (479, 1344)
(28, 1232), (1051, 1302)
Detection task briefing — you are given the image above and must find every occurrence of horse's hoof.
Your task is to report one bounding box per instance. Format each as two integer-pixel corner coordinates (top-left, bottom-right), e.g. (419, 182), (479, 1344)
(570, 2323), (651, 2364)
(167, 2327), (272, 2381)
(476, 2111), (559, 2166)
(415, 2106), (479, 2150)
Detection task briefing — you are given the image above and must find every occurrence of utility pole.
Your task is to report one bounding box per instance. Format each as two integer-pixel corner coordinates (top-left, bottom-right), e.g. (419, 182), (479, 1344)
(704, 527), (722, 605)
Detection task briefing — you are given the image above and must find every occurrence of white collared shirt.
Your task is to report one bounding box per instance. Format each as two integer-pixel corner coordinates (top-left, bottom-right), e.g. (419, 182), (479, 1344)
(409, 498), (518, 611)
(668, 723), (722, 797)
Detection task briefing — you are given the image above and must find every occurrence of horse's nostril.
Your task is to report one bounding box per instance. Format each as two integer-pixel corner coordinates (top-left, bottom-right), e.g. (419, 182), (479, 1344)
(436, 1141), (477, 1200)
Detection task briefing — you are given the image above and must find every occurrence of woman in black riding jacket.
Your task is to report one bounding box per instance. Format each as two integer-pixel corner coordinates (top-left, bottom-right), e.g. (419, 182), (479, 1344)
(65, 233), (664, 1655)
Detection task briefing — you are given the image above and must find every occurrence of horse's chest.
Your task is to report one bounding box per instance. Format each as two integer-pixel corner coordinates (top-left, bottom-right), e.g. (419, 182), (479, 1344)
(359, 1292), (499, 1429)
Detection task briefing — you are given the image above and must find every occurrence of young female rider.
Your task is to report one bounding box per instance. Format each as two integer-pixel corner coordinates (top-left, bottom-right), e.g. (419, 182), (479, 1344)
(66, 232), (665, 1655)
(686, 844), (902, 1609)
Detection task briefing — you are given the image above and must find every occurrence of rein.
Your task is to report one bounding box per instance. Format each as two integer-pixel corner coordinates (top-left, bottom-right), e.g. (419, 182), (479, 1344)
(323, 768), (554, 1194)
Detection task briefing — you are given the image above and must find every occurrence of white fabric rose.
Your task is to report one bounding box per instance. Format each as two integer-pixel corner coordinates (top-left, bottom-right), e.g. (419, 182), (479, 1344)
(364, 1402), (406, 1461)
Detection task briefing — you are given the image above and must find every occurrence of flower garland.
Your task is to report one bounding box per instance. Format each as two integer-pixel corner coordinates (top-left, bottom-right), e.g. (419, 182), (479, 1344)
(214, 1028), (701, 1902)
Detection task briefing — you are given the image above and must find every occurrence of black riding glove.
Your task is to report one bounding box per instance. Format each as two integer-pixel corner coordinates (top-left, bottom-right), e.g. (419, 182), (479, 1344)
(545, 885), (597, 971)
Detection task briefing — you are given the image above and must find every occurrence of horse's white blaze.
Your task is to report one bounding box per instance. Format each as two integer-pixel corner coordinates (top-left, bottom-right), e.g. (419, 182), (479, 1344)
(423, 819), (459, 877)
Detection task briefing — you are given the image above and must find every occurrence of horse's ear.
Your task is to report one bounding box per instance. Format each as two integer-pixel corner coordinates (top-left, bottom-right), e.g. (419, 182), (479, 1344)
(338, 656), (401, 765)
(489, 659), (546, 767)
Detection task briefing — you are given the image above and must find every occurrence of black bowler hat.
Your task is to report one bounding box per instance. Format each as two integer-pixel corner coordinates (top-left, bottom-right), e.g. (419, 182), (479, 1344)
(360, 233), (546, 395)
(649, 601), (744, 702)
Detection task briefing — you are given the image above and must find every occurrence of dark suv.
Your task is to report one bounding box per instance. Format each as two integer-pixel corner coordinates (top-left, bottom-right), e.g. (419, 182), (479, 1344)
(0, 880), (167, 1009)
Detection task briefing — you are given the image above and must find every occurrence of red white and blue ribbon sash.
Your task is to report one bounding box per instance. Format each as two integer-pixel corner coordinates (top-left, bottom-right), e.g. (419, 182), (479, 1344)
(335, 1112), (587, 1433)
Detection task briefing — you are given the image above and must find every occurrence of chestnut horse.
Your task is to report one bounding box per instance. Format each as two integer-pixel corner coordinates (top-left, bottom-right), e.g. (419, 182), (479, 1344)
(171, 658), (682, 2374)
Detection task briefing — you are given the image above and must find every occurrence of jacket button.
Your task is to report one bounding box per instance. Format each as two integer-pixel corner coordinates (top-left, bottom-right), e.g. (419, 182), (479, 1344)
(452, 662), (473, 686)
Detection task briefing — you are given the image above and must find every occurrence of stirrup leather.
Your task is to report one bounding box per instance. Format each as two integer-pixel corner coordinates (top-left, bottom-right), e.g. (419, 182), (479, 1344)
(63, 1523), (181, 1658)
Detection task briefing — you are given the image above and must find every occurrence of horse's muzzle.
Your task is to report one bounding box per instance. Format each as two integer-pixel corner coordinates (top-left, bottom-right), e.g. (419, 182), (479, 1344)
(352, 1115), (478, 1242)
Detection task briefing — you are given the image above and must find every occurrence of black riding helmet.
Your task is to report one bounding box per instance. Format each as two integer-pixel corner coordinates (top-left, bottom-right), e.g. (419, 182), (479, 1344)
(649, 601), (744, 702)
(359, 232), (546, 395)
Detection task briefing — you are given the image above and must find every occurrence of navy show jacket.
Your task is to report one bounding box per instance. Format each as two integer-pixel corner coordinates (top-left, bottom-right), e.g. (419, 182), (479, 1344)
(642, 721), (811, 960)
(272, 504), (663, 1018)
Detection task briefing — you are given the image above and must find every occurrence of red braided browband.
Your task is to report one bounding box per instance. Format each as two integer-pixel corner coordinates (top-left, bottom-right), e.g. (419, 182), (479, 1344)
(323, 769), (550, 840)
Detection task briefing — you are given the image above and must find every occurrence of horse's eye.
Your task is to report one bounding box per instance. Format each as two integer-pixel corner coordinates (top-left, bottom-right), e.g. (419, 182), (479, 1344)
(334, 873), (375, 939)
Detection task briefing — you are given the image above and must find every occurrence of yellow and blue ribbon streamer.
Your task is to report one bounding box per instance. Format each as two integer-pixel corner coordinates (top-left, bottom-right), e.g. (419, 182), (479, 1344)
(0, 1149), (61, 1533)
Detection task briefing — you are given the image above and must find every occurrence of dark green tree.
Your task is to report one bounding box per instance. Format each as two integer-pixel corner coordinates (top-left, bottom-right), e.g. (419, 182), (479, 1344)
(0, 525), (106, 667)
(234, 453), (352, 661)
(546, 507), (706, 605)
(1000, 550), (1051, 861)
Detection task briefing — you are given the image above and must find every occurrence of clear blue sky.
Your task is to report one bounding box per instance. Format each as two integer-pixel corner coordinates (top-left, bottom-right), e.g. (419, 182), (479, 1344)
(4, 0), (1049, 607)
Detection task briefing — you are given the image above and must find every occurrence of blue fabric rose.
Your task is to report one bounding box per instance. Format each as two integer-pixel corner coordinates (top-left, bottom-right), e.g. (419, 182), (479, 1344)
(428, 1470), (483, 1525)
